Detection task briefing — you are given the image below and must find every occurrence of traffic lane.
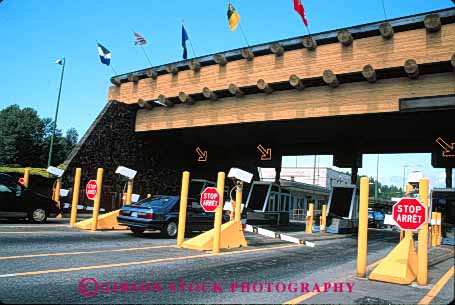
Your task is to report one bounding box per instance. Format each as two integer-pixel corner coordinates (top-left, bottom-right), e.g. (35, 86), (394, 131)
(0, 229), (176, 257)
(0, 231), (398, 304)
(301, 258), (454, 305)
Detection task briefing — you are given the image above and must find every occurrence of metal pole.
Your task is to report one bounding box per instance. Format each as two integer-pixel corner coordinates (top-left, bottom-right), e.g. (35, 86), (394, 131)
(357, 176), (369, 277)
(177, 171), (190, 247)
(213, 172), (226, 254)
(417, 178), (429, 286)
(234, 181), (243, 222)
(91, 168), (104, 231)
(47, 58), (66, 168)
(375, 154), (379, 200)
(70, 168), (81, 226)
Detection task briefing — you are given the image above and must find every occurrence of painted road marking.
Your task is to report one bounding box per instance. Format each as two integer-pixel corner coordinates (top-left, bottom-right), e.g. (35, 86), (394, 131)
(0, 244), (299, 278)
(0, 225), (70, 228)
(0, 231), (90, 234)
(282, 258), (383, 304)
(0, 245), (176, 260)
(418, 266), (454, 305)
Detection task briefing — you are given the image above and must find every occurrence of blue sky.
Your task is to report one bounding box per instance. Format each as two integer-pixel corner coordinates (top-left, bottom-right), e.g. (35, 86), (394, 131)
(0, 0), (453, 188)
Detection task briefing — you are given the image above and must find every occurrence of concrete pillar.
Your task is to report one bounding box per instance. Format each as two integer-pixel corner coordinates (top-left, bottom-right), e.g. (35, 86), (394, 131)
(446, 168), (453, 188)
(351, 165), (358, 185)
(275, 166), (281, 184)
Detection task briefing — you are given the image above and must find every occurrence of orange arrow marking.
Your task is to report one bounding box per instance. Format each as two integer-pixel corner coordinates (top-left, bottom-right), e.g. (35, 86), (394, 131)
(257, 144), (272, 161)
(196, 147), (208, 162)
(435, 137), (455, 158)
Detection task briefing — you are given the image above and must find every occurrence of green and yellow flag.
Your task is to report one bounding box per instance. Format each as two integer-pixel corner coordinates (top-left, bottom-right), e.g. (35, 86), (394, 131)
(227, 3), (240, 31)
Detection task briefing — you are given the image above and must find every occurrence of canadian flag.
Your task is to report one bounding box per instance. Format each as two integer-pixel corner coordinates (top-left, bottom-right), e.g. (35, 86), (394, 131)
(293, 0), (309, 26)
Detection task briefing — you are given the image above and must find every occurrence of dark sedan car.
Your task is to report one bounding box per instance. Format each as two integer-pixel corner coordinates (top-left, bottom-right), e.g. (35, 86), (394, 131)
(0, 173), (61, 223)
(117, 195), (229, 238)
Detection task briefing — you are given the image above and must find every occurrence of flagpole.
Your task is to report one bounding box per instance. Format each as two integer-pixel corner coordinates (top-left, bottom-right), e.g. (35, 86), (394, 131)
(110, 65), (118, 75)
(381, 0), (388, 21)
(238, 23), (250, 47)
(132, 29), (153, 67)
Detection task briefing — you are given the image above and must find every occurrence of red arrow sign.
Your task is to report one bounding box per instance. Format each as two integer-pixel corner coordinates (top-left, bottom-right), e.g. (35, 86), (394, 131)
(200, 187), (220, 213)
(392, 198), (426, 231)
(435, 137), (455, 158)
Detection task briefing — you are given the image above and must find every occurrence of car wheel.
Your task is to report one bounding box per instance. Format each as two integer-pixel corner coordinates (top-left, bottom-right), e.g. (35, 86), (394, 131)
(164, 221), (178, 238)
(29, 208), (48, 223)
(130, 227), (145, 237)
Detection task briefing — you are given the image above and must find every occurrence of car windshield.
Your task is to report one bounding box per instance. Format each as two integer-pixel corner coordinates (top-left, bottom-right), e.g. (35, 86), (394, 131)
(136, 196), (175, 208)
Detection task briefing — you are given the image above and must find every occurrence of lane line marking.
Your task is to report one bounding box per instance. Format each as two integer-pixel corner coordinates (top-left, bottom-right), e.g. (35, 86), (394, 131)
(0, 225), (70, 228)
(282, 258), (383, 305)
(0, 231), (85, 234)
(0, 245), (176, 260)
(418, 266), (454, 305)
(0, 244), (299, 278)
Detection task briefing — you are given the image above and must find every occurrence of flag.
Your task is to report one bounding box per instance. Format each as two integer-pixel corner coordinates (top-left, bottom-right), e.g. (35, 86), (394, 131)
(293, 0), (308, 26)
(182, 24), (189, 59)
(97, 42), (111, 66)
(227, 3), (240, 31)
(133, 32), (147, 45)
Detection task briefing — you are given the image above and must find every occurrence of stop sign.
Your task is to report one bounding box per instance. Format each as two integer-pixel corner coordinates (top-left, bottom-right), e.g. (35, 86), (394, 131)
(18, 178), (25, 185)
(86, 180), (98, 200)
(200, 187), (221, 213)
(392, 198), (427, 230)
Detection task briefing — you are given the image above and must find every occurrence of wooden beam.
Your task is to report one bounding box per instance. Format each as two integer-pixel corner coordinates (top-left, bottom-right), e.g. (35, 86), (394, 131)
(166, 64), (178, 75)
(424, 14), (441, 33)
(270, 43), (284, 56)
(257, 79), (273, 94)
(213, 54), (228, 66)
(241, 48), (254, 61)
(138, 98), (153, 110)
(323, 70), (339, 88)
(158, 94), (174, 107)
(178, 92), (195, 105)
(302, 36), (317, 50)
(379, 22), (394, 39)
(228, 84), (244, 97)
(145, 69), (158, 79)
(362, 64), (377, 83)
(289, 74), (305, 90)
(110, 77), (121, 86)
(404, 59), (419, 79)
(188, 59), (201, 72)
(127, 74), (139, 83)
(337, 30), (353, 46)
(202, 87), (218, 101)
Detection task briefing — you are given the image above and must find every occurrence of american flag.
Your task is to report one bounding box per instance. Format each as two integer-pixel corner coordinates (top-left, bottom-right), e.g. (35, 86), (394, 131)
(133, 32), (147, 46)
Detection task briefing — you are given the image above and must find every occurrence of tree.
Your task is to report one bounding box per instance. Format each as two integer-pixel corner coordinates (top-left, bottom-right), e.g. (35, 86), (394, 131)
(0, 104), (79, 167)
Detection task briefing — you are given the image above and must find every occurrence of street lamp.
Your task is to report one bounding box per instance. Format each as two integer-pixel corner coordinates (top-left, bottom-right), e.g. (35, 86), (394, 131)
(47, 58), (66, 168)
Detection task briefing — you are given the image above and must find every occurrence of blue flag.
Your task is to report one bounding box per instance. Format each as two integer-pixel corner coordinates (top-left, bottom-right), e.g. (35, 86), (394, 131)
(182, 24), (189, 60)
(97, 42), (111, 66)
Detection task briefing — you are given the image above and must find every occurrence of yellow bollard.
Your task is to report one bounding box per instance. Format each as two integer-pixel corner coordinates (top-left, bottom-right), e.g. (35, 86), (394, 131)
(23, 167), (30, 188)
(177, 171), (190, 247)
(147, 194), (152, 198)
(431, 212), (437, 247)
(70, 168), (81, 226)
(213, 172), (225, 254)
(357, 177), (369, 277)
(306, 203), (314, 233)
(55, 178), (62, 218)
(417, 178), (429, 286)
(234, 182), (243, 222)
(126, 180), (133, 205)
(436, 212), (442, 246)
(320, 204), (327, 233)
(401, 184), (415, 240)
(91, 168), (104, 231)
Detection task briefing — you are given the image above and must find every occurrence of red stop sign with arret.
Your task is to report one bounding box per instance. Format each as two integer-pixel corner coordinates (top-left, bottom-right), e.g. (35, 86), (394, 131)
(85, 180), (98, 200)
(200, 187), (221, 213)
(392, 198), (426, 231)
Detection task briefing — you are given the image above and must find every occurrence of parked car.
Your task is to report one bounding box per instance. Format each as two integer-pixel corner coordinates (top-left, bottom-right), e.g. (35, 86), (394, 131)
(117, 195), (229, 238)
(0, 173), (61, 223)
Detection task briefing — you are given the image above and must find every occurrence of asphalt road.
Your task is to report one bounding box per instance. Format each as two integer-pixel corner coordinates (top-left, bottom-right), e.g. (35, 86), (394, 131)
(0, 219), (452, 304)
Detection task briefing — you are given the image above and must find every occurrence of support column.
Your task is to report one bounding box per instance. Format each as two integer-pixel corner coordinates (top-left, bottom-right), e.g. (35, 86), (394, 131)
(275, 166), (281, 184)
(446, 168), (453, 188)
(351, 165), (358, 185)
